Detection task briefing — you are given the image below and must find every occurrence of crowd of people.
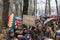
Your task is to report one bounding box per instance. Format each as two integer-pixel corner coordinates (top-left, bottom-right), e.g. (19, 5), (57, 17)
(0, 16), (60, 40)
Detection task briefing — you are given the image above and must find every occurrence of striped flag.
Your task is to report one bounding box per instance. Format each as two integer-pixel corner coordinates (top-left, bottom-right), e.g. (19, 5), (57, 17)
(5, 14), (22, 28)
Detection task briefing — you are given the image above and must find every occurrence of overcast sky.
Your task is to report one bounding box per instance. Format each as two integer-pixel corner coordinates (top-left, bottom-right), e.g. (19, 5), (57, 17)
(37, 0), (60, 16)
(37, 0), (60, 10)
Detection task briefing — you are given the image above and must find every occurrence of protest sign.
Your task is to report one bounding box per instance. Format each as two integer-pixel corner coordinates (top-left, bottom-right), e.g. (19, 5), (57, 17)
(23, 15), (35, 26)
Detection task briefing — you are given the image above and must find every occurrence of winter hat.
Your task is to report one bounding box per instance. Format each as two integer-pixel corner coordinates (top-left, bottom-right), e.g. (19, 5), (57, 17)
(20, 37), (27, 40)
(41, 36), (46, 40)
(24, 34), (31, 39)
(54, 30), (60, 40)
(55, 30), (60, 35)
(8, 28), (14, 34)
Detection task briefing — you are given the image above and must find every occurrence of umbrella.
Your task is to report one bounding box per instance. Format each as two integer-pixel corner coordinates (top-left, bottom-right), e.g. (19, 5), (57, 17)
(44, 18), (55, 25)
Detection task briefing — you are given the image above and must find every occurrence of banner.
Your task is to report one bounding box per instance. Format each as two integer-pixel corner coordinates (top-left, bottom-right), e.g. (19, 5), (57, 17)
(23, 15), (35, 26)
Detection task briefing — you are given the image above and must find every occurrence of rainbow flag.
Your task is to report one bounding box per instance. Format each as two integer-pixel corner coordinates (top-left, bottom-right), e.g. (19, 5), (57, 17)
(5, 14), (15, 28)
(8, 14), (15, 28)
(5, 14), (22, 28)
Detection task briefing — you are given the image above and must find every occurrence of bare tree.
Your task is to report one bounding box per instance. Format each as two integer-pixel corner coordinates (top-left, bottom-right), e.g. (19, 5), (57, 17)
(14, 0), (18, 16)
(2, 0), (10, 27)
(34, 0), (37, 16)
(48, 0), (51, 16)
(19, 0), (23, 17)
(22, 0), (29, 16)
(55, 0), (59, 16)
(28, 0), (37, 16)
(45, 0), (48, 15)
(45, 0), (51, 16)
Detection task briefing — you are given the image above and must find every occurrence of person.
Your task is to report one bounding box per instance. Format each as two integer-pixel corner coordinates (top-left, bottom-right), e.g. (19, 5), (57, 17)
(45, 26), (54, 38)
(23, 28), (33, 40)
(54, 30), (60, 40)
(2, 29), (9, 40)
(0, 33), (4, 40)
(15, 24), (24, 37)
(36, 24), (44, 39)
(7, 28), (17, 40)
(17, 35), (27, 40)
(0, 26), (2, 33)
(41, 36), (48, 40)
(0, 26), (3, 40)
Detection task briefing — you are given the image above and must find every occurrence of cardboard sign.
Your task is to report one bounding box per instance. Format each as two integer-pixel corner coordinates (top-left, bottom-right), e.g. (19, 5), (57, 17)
(23, 15), (35, 26)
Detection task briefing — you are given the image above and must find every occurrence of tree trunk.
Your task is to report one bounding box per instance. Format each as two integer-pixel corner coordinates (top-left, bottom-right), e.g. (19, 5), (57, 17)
(22, 0), (29, 16)
(14, 0), (18, 16)
(34, 0), (37, 16)
(19, 1), (22, 18)
(15, 3), (18, 16)
(45, 0), (47, 15)
(55, 0), (59, 16)
(55, 0), (59, 28)
(48, 0), (51, 16)
(2, 0), (10, 27)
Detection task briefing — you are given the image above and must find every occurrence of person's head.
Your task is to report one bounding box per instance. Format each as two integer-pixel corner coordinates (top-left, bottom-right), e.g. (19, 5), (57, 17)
(46, 26), (52, 33)
(9, 32), (14, 37)
(17, 35), (23, 40)
(56, 35), (60, 40)
(53, 21), (56, 24)
(55, 30), (60, 40)
(2, 29), (7, 36)
(46, 27), (49, 33)
(38, 24), (42, 30)
(17, 24), (23, 30)
(8, 29), (14, 37)
(17, 35), (27, 40)
(41, 36), (48, 40)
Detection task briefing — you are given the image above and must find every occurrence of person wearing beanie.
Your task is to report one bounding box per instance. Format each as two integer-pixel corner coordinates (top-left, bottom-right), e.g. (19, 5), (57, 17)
(15, 24), (24, 37)
(20, 37), (27, 40)
(41, 36), (47, 40)
(0, 33), (4, 40)
(2, 29), (8, 40)
(54, 30), (60, 40)
(7, 29), (17, 40)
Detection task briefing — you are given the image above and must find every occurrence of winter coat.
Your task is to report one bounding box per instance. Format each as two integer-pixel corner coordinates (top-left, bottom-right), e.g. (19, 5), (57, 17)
(0, 34), (4, 40)
(2, 36), (9, 40)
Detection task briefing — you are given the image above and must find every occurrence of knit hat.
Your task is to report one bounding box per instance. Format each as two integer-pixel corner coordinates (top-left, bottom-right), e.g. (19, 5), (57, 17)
(8, 28), (14, 34)
(55, 30), (60, 35)
(20, 37), (27, 40)
(41, 36), (46, 40)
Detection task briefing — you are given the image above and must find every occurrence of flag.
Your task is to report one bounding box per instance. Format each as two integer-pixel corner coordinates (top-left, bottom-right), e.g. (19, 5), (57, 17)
(5, 14), (15, 27)
(7, 14), (15, 27)
(5, 14), (22, 28)
(15, 20), (22, 25)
